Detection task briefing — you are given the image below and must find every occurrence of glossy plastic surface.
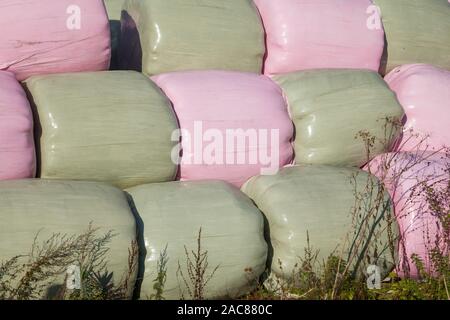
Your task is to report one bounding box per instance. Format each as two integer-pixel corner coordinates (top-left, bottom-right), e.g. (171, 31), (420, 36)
(385, 64), (450, 152)
(254, 0), (385, 75)
(120, 0), (265, 75)
(0, 179), (137, 298)
(0, 0), (110, 81)
(273, 69), (404, 167)
(0, 71), (35, 180)
(25, 71), (178, 189)
(241, 165), (398, 280)
(366, 152), (448, 278)
(126, 180), (267, 299)
(152, 70), (294, 187)
(374, 0), (450, 74)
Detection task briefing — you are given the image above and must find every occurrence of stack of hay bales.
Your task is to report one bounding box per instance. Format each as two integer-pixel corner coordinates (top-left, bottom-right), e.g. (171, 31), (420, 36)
(0, 0), (449, 299)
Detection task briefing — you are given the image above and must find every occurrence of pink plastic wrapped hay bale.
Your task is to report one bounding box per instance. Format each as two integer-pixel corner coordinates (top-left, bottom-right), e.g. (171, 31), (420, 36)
(0, 0), (110, 81)
(0, 71), (35, 180)
(253, 0), (385, 75)
(366, 152), (449, 278)
(385, 64), (450, 152)
(152, 70), (294, 187)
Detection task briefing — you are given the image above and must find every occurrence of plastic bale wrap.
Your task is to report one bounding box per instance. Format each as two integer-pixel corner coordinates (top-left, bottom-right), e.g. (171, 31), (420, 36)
(25, 71), (178, 189)
(0, 71), (35, 180)
(241, 165), (399, 282)
(0, 179), (137, 299)
(374, 0), (450, 75)
(273, 70), (404, 167)
(119, 0), (265, 76)
(385, 64), (450, 152)
(365, 152), (449, 278)
(152, 70), (294, 187)
(253, 0), (385, 76)
(104, 0), (124, 20)
(0, 0), (110, 81)
(126, 180), (268, 299)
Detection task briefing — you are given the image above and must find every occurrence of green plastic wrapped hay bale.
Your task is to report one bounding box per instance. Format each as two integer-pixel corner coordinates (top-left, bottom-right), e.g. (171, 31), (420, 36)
(273, 69), (404, 167)
(374, 0), (450, 74)
(119, 0), (265, 76)
(241, 165), (399, 282)
(126, 180), (268, 299)
(0, 179), (137, 299)
(25, 71), (178, 189)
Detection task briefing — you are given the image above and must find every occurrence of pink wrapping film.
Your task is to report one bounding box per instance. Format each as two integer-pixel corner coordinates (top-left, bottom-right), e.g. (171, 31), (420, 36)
(152, 70), (294, 187)
(0, 0), (110, 81)
(365, 152), (448, 278)
(385, 64), (450, 152)
(253, 0), (385, 75)
(0, 71), (35, 180)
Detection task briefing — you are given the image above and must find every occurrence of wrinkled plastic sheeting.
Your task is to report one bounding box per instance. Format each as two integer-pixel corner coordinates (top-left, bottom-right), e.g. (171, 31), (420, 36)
(253, 0), (385, 76)
(385, 64), (450, 152)
(126, 180), (268, 299)
(152, 70), (294, 187)
(0, 71), (35, 180)
(273, 70), (404, 167)
(25, 71), (179, 189)
(241, 165), (398, 281)
(119, 0), (265, 76)
(374, 0), (450, 75)
(104, 0), (124, 20)
(0, 0), (111, 81)
(0, 179), (137, 299)
(365, 152), (449, 278)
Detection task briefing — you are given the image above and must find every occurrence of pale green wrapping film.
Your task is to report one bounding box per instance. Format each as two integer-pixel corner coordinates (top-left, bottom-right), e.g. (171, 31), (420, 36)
(104, 0), (124, 20)
(274, 70), (404, 167)
(0, 179), (137, 299)
(25, 71), (179, 189)
(241, 165), (399, 281)
(126, 180), (268, 299)
(374, 0), (450, 74)
(121, 0), (265, 76)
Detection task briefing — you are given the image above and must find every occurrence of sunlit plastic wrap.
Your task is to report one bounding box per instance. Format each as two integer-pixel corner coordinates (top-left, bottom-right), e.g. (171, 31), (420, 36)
(126, 180), (268, 299)
(0, 0), (110, 81)
(365, 152), (449, 278)
(273, 70), (404, 167)
(385, 64), (450, 152)
(0, 179), (137, 299)
(253, 0), (385, 75)
(104, 0), (124, 20)
(374, 0), (450, 75)
(119, 0), (265, 75)
(25, 71), (178, 189)
(241, 165), (398, 281)
(0, 71), (35, 180)
(152, 70), (294, 187)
